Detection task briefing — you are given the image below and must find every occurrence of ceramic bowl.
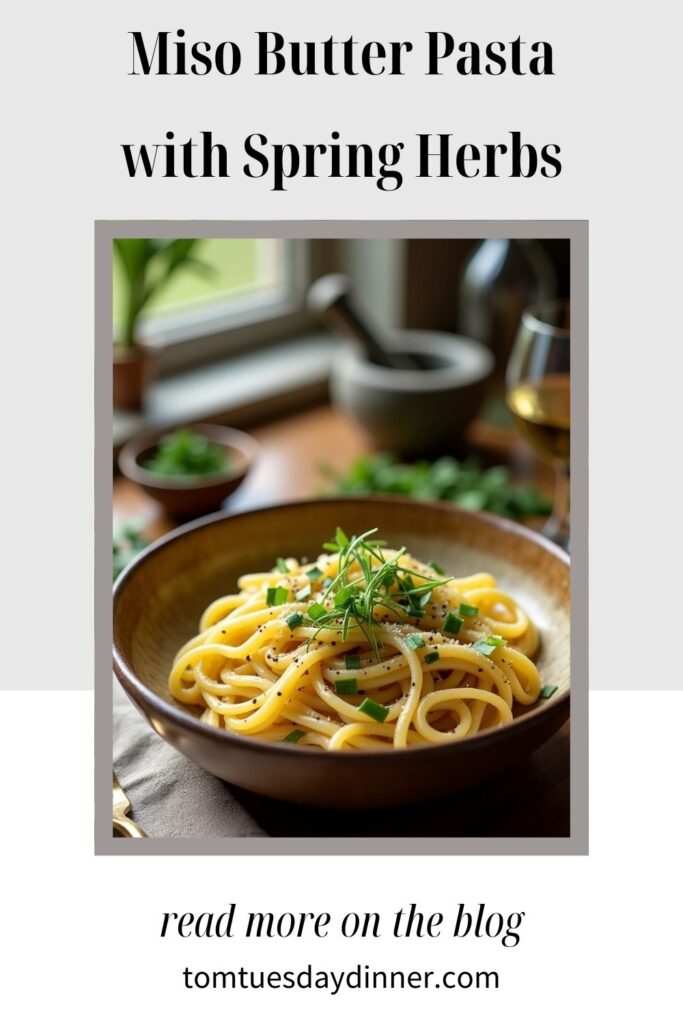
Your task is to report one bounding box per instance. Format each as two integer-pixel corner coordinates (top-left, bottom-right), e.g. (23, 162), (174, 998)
(118, 423), (258, 521)
(113, 497), (570, 809)
(329, 330), (494, 456)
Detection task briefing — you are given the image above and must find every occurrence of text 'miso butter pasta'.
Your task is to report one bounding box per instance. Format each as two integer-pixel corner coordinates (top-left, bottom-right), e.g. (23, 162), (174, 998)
(169, 528), (544, 751)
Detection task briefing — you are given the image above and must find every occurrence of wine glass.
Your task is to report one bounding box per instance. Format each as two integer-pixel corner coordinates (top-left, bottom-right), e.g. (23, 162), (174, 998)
(506, 300), (570, 549)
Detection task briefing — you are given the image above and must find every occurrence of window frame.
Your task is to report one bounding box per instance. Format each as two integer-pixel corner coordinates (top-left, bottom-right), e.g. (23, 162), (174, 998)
(131, 238), (329, 375)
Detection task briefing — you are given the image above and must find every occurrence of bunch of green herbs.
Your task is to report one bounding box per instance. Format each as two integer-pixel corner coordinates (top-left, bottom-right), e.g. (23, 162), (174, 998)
(283, 527), (451, 659)
(321, 453), (552, 520)
(144, 429), (230, 478)
(113, 522), (148, 580)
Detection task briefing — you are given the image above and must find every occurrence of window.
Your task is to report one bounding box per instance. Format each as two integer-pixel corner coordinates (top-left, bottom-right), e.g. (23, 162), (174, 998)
(113, 238), (323, 374)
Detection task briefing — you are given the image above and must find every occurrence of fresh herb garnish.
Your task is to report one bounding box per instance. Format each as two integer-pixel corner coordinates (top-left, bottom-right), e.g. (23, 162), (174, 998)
(358, 697), (390, 723)
(276, 557), (288, 573)
(266, 586), (289, 607)
(443, 612), (464, 635)
(428, 559), (444, 574)
(472, 636), (506, 656)
(333, 586), (354, 607)
(335, 678), (359, 695)
(299, 527), (452, 661)
(283, 729), (305, 743)
(405, 633), (426, 650)
(323, 526), (350, 552)
(539, 684), (558, 699)
(305, 566), (323, 580)
(296, 584), (312, 601)
(143, 428), (230, 478)
(285, 612), (304, 630)
(321, 453), (553, 521)
(458, 603), (479, 617)
(345, 653), (361, 670)
(472, 640), (497, 656)
(425, 651), (440, 665)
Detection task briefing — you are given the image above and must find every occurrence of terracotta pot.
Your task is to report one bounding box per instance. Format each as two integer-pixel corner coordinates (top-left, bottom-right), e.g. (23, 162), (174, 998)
(113, 344), (157, 411)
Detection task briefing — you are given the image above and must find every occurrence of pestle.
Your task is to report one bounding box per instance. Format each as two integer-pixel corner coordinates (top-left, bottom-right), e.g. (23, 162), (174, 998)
(307, 274), (419, 370)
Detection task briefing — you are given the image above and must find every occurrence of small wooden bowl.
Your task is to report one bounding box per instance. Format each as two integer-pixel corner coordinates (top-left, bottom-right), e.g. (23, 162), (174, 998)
(118, 424), (258, 521)
(113, 497), (570, 809)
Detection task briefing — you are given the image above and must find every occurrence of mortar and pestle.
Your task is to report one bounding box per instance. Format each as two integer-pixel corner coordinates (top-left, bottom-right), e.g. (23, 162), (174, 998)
(308, 274), (494, 457)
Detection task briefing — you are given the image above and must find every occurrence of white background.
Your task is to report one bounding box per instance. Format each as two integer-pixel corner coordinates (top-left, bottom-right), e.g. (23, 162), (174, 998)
(2, 1), (681, 1019)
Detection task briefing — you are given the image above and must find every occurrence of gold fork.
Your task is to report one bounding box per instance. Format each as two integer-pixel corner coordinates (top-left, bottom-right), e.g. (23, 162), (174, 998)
(113, 771), (147, 838)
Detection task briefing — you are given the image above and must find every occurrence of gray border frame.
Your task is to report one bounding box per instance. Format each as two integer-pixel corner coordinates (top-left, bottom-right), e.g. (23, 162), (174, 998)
(96, 220), (588, 856)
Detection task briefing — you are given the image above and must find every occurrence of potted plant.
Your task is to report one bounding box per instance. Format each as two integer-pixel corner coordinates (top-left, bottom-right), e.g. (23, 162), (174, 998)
(113, 238), (207, 410)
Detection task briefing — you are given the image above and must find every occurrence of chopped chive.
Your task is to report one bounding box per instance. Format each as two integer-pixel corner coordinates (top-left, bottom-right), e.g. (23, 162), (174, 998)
(472, 640), (497, 656)
(425, 651), (440, 665)
(321, 577), (333, 590)
(283, 729), (305, 743)
(458, 602), (479, 617)
(484, 635), (506, 647)
(334, 586), (353, 607)
(322, 541), (340, 552)
(358, 697), (390, 724)
(405, 633), (426, 650)
(428, 559), (444, 574)
(345, 652), (361, 670)
(306, 565), (323, 580)
(335, 678), (359, 695)
(307, 602), (327, 621)
(276, 557), (288, 573)
(266, 586), (289, 606)
(296, 584), (312, 601)
(443, 612), (464, 635)
(285, 612), (304, 630)
(539, 684), (558, 699)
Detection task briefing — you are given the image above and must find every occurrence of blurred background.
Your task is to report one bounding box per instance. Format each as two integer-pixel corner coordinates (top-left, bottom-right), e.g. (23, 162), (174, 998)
(113, 237), (570, 571)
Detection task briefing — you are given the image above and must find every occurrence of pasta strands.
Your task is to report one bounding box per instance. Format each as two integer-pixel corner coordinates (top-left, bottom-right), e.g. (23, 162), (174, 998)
(169, 541), (544, 750)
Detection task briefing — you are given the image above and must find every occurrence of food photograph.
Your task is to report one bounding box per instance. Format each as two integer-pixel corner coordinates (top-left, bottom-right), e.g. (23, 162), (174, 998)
(110, 233), (576, 846)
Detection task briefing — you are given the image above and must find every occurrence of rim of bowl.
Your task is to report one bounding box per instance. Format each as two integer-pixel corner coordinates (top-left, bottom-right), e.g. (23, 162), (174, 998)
(113, 495), (570, 764)
(332, 330), (494, 392)
(118, 423), (259, 491)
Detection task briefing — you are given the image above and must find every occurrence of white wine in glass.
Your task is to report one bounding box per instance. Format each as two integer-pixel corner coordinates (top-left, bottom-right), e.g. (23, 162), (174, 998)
(506, 301), (570, 549)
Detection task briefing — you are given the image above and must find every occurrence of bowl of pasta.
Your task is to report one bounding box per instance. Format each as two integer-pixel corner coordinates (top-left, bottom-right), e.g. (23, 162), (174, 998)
(113, 497), (570, 808)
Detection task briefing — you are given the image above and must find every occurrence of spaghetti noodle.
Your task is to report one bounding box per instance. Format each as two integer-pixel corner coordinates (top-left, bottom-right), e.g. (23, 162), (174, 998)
(169, 528), (542, 750)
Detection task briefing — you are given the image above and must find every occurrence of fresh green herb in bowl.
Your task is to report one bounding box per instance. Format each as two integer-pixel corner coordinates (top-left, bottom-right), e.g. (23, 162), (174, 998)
(119, 424), (257, 521)
(144, 428), (231, 478)
(321, 453), (552, 521)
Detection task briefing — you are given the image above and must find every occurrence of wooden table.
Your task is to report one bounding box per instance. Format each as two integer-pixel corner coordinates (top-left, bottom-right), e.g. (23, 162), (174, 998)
(113, 404), (569, 839)
(113, 403), (556, 534)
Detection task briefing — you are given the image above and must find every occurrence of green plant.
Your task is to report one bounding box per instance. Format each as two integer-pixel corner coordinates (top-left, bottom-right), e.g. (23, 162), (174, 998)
(113, 239), (209, 350)
(143, 429), (231, 477)
(293, 526), (453, 660)
(321, 453), (553, 520)
(113, 522), (148, 580)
